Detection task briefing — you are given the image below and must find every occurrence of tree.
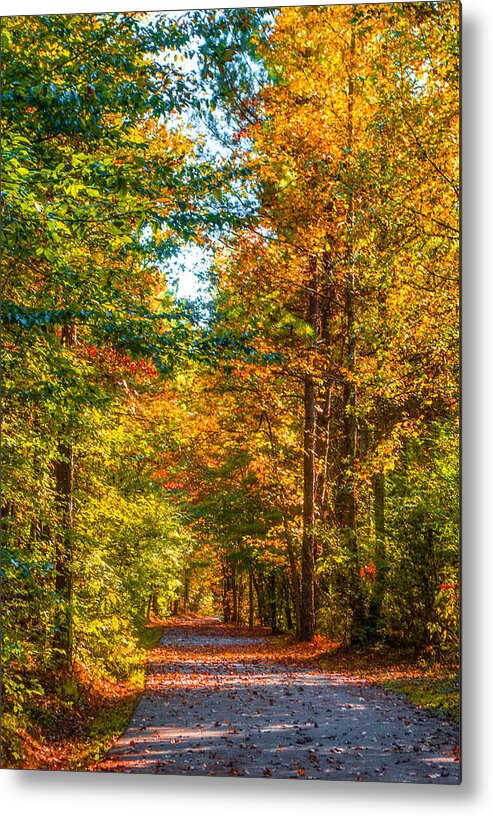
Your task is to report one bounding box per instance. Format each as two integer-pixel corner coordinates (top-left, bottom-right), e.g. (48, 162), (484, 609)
(2, 10), (205, 681)
(192, 1), (459, 644)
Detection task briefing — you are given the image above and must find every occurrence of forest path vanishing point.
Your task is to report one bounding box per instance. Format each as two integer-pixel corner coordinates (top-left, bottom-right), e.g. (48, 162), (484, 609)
(95, 619), (460, 783)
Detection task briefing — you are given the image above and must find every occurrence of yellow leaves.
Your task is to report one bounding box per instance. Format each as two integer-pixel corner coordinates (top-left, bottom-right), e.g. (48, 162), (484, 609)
(358, 417), (424, 485)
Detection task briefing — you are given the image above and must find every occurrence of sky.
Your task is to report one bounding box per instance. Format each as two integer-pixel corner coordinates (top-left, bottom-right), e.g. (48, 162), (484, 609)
(168, 243), (211, 300)
(152, 7), (236, 303)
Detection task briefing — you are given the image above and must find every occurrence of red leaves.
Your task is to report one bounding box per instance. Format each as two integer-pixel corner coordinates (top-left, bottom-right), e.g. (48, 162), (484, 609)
(83, 343), (157, 379)
(150, 468), (187, 492)
(127, 359), (157, 377)
(440, 582), (459, 595)
(359, 562), (377, 582)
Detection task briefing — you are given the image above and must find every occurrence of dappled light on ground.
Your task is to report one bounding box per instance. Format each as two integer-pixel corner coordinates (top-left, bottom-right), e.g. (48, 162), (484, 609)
(96, 619), (460, 783)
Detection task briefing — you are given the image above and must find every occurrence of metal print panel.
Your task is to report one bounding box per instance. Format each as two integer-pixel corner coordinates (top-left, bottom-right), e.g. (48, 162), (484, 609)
(0, 1), (460, 783)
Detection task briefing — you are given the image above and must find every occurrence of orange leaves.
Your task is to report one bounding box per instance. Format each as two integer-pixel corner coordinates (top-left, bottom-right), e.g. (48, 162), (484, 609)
(150, 468), (186, 492)
(151, 468), (169, 480)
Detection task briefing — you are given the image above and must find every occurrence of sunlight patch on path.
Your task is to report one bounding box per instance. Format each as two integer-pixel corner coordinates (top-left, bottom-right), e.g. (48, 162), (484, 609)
(96, 622), (460, 783)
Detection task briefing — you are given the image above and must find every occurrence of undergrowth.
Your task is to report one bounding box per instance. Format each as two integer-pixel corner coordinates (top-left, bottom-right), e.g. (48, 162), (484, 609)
(1, 622), (165, 771)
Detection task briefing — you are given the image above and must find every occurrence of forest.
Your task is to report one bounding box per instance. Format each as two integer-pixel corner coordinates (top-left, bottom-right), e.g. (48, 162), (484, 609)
(1, 2), (459, 769)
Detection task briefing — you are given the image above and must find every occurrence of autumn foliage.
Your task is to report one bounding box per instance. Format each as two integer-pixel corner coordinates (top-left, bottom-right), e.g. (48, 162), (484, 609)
(1, 3), (459, 768)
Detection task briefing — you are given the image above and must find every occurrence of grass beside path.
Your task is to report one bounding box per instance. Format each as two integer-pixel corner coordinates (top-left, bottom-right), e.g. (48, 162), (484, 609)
(383, 675), (460, 723)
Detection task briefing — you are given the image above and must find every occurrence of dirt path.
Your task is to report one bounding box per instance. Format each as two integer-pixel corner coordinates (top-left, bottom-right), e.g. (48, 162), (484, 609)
(95, 620), (460, 783)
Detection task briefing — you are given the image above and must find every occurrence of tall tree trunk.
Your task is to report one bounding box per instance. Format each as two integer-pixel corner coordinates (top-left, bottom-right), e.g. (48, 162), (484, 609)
(343, 22), (366, 645)
(184, 568), (190, 614)
(367, 470), (386, 641)
(231, 561), (238, 624)
(283, 576), (293, 631)
(269, 572), (279, 634)
(52, 324), (76, 672)
(314, 252), (334, 548)
(52, 440), (74, 669)
(147, 590), (160, 621)
(300, 373), (316, 641)
(248, 570), (254, 627)
(283, 515), (302, 638)
(300, 257), (320, 641)
(222, 562), (231, 623)
(237, 572), (244, 625)
(252, 572), (265, 626)
(261, 409), (302, 637)
(343, 269), (366, 643)
(152, 588), (160, 618)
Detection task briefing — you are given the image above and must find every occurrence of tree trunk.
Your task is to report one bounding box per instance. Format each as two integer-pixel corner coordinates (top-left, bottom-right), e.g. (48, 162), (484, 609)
(342, 277), (366, 644)
(269, 572), (279, 634)
(147, 591), (160, 621)
(151, 588), (160, 618)
(283, 577), (293, 631)
(184, 568), (190, 614)
(237, 572), (244, 625)
(222, 563), (231, 624)
(300, 373), (316, 641)
(252, 572), (265, 626)
(248, 571), (254, 627)
(344, 24), (366, 646)
(314, 251), (334, 548)
(261, 410), (301, 637)
(52, 324), (76, 671)
(231, 561), (238, 624)
(300, 258), (319, 641)
(52, 440), (74, 670)
(279, 503), (301, 637)
(367, 470), (386, 642)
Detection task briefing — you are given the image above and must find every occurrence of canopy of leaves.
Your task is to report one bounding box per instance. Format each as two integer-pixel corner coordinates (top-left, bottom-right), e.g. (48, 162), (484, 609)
(1, 3), (459, 767)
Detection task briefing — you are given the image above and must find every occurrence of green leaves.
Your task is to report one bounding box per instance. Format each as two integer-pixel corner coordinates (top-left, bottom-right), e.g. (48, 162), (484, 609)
(1, 6), (459, 764)
(1, 10), (209, 708)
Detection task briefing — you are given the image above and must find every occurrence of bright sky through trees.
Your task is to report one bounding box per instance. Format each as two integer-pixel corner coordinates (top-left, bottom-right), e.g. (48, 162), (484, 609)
(170, 244), (211, 299)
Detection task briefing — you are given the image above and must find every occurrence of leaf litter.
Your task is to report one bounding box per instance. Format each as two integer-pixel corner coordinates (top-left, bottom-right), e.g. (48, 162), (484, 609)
(95, 618), (460, 783)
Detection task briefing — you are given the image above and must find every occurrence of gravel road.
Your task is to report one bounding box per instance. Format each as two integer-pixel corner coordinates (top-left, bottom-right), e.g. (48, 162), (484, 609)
(95, 620), (460, 784)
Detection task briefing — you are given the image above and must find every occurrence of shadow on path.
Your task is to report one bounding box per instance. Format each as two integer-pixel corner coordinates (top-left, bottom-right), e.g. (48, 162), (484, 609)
(95, 618), (460, 783)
